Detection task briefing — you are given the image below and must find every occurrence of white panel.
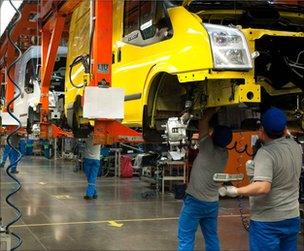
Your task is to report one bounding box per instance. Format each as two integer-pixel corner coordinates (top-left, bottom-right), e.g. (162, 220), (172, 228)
(83, 87), (124, 119)
(0, 112), (20, 126)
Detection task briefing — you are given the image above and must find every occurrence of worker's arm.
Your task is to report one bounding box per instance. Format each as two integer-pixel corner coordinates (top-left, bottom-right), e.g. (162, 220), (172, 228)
(221, 148), (273, 197)
(239, 148), (273, 196)
(199, 108), (218, 139)
(236, 181), (271, 196)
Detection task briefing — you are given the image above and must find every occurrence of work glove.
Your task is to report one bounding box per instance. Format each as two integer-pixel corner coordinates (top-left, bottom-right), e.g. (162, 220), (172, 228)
(246, 160), (255, 178)
(218, 186), (238, 197)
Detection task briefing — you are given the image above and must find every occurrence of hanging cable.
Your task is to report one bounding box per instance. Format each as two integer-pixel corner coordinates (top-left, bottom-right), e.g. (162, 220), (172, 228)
(226, 141), (251, 155)
(235, 132), (250, 231)
(3, 0), (24, 249)
(69, 54), (90, 89)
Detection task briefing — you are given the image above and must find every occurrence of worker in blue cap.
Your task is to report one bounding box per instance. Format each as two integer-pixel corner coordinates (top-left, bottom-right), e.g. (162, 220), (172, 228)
(178, 108), (232, 251)
(221, 107), (302, 251)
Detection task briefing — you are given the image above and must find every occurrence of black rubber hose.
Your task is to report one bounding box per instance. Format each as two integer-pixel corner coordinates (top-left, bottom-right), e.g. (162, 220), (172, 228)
(5, 0), (24, 250)
(69, 55), (89, 89)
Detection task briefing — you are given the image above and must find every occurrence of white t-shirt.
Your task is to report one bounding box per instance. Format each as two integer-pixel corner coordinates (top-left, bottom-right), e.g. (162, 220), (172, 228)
(83, 135), (101, 160)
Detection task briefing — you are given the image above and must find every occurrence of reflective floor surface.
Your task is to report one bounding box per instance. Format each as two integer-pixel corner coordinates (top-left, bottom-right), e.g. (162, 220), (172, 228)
(0, 156), (303, 250)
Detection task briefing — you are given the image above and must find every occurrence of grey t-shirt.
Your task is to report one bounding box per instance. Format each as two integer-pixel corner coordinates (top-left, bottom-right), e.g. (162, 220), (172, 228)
(186, 136), (228, 202)
(250, 137), (302, 221)
(83, 135), (101, 160)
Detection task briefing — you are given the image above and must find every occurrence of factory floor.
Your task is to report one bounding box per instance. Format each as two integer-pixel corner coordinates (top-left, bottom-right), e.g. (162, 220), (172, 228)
(0, 156), (303, 251)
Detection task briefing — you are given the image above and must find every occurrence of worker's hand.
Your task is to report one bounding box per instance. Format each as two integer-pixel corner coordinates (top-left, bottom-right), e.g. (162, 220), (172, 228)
(218, 186), (238, 197)
(245, 160), (255, 177)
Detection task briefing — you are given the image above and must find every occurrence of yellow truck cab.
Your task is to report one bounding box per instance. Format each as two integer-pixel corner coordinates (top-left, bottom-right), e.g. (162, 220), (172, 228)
(65, 0), (304, 140)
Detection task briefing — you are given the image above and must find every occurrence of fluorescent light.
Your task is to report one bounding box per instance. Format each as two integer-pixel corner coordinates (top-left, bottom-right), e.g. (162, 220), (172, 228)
(0, 0), (23, 37)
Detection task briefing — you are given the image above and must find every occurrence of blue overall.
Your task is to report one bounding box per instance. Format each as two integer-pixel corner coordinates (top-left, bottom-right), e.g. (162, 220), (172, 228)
(1, 144), (11, 164)
(83, 158), (100, 198)
(178, 194), (220, 251)
(249, 217), (300, 251)
(1, 144), (19, 172)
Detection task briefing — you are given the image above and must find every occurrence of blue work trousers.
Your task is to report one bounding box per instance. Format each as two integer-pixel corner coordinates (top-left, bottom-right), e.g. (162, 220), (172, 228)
(178, 194), (220, 251)
(9, 148), (19, 172)
(1, 145), (18, 172)
(83, 158), (100, 198)
(249, 217), (300, 251)
(1, 144), (10, 164)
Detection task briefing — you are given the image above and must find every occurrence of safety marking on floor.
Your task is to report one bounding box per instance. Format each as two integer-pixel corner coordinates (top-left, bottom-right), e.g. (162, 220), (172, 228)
(53, 195), (72, 199)
(11, 214), (248, 229)
(108, 221), (124, 228)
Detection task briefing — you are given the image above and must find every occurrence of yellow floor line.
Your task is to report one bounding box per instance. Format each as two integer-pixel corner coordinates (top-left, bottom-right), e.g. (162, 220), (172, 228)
(11, 214), (248, 228)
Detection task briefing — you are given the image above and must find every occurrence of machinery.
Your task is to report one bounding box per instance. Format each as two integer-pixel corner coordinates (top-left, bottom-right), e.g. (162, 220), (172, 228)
(65, 0), (304, 143)
(0, 0), (142, 143)
(1, 0), (303, 143)
(13, 46), (67, 135)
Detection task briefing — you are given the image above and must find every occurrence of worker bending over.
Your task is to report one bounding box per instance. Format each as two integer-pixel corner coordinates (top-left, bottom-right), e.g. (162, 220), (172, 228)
(83, 133), (101, 200)
(178, 108), (232, 251)
(221, 107), (302, 251)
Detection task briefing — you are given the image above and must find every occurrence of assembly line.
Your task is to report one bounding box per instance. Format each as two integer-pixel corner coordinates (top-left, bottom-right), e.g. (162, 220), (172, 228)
(0, 1), (304, 251)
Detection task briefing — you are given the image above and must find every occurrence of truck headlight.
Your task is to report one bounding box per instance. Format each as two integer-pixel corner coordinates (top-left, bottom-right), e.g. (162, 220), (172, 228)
(204, 24), (252, 70)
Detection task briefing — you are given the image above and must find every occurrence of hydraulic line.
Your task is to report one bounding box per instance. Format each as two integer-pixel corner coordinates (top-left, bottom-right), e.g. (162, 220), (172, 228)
(2, 0), (24, 249)
(69, 55), (90, 89)
(235, 132), (250, 232)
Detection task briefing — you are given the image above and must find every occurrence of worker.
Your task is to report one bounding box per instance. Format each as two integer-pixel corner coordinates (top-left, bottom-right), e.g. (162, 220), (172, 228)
(0, 141), (10, 168)
(220, 107), (302, 251)
(0, 133), (21, 173)
(83, 133), (101, 200)
(178, 108), (233, 251)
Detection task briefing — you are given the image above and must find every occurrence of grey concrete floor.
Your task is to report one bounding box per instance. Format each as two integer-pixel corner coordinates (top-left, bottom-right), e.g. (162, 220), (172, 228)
(0, 156), (303, 250)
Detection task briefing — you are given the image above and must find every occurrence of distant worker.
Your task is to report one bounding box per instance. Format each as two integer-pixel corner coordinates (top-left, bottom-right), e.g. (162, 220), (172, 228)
(83, 133), (101, 200)
(0, 133), (21, 174)
(221, 107), (302, 251)
(178, 108), (232, 251)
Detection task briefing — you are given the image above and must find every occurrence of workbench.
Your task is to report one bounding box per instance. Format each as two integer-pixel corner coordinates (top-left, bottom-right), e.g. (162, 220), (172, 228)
(159, 160), (187, 195)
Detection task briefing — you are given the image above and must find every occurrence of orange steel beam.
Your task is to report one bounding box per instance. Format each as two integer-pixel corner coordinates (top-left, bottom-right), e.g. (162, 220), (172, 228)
(39, 0), (81, 25)
(39, 14), (65, 139)
(91, 0), (113, 86)
(91, 0), (142, 144)
(38, 0), (141, 142)
(38, 0), (83, 117)
(50, 124), (73, 138)
(93, 120), (143, 145)
(40, 15), (65, 117)
(39, 0), (82, 139)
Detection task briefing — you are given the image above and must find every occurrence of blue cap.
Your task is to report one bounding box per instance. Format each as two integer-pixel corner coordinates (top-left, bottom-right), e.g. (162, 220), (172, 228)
(212, 125), (232, 148)
(261, 107), (287, 135)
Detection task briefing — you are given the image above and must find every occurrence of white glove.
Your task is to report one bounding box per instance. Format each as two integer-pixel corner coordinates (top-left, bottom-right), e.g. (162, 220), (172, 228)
(246, 160), (255, 178)
(218, 187), (227, 197)
(218, 186), (238, 197)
